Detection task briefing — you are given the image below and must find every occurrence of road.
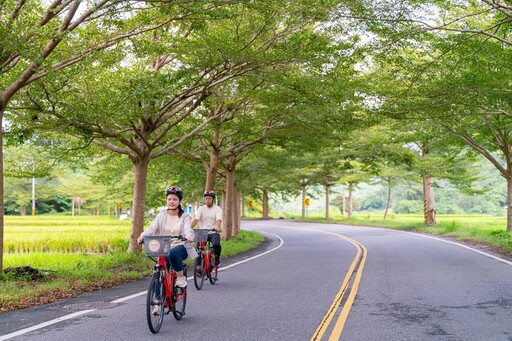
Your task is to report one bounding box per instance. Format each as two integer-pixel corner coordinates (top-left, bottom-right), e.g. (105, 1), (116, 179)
(1, 220), (511, 340)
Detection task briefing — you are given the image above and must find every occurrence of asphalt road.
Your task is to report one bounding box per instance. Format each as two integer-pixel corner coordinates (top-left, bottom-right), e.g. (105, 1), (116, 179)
(1, 220), (511, 340)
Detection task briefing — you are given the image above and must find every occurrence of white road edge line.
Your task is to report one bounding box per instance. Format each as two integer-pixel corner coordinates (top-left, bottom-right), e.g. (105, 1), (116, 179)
(0, 232), (284, 340)
(0, 310), (95, 341)
(403, 230), (512, 266)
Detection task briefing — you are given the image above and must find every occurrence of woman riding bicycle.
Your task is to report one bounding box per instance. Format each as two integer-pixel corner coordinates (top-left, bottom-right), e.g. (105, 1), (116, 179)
(137, 186), (196, 289)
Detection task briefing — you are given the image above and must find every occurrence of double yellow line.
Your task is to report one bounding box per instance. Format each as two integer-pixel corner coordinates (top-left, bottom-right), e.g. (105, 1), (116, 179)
(265, 224), (367, 340)
(311, 232), (367, 341)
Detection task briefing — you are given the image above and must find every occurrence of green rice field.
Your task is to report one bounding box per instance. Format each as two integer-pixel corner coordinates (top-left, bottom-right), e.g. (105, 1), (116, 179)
(1, 216), (264, 312)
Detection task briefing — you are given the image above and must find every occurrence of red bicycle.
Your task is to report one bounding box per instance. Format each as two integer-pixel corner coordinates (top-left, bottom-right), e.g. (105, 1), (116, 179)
(142, 235), (188, 334)
(193, 228), (219, 290)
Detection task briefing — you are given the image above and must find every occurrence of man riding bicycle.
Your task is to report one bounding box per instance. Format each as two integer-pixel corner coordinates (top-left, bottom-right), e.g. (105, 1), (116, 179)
(191, 190), (222, 266)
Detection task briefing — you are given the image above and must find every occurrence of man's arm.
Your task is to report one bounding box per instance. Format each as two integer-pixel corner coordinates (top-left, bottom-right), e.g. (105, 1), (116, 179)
(191, 218), (198, 228)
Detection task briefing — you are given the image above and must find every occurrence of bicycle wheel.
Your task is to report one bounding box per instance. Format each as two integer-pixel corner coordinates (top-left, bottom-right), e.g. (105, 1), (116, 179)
(172, 268), (187, 320)
(194, 254), (205, 290)
(146, 274), (165, 334)
(209, 261), (218, 285)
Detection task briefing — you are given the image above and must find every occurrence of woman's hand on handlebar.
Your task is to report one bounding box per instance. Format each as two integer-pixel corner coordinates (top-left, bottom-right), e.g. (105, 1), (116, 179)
(137, 236), (144, 244)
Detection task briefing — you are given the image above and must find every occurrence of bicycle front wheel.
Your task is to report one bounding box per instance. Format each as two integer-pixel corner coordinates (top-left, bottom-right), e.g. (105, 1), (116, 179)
(172, 268), (187, 320)
(146, 274), (165, 334)
(194, 254), (205, 290)
(209, 262), (218, 285)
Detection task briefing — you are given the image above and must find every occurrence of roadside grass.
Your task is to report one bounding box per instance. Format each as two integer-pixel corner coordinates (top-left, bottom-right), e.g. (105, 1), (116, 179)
(277, 211), (512, 255)
(1, 216), (264, 312)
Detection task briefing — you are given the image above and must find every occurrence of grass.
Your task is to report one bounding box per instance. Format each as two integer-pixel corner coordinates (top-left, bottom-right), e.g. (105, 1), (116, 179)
(0, 216), (264, 312)
(274, 211), (512, 255)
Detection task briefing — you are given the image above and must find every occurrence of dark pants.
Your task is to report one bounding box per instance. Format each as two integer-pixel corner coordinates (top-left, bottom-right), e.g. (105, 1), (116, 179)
(154, 245), (187, 299)
(167, 244), (188, 272)
(208, 233), (222, 258)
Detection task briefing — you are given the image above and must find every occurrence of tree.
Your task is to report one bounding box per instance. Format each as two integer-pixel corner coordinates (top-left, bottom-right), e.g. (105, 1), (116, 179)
(10, 1), (345, 250)
(345, 0), (512, 229)
(0, 0), (207, 274)
(417, 38), (512, 230)
(4, 143), (61, 215)
(337, 125), (417, 220)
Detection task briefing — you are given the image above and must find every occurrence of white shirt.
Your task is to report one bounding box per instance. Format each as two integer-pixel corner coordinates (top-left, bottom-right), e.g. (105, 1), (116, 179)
(164, 215), (184, 246)
(194, 204), (222, 230)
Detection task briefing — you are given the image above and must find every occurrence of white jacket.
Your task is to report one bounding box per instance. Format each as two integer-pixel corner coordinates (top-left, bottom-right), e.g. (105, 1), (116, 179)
(141, 209), (197, 259)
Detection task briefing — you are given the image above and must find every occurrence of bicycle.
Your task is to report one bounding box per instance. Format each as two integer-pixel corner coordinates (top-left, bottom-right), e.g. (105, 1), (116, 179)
(193, 228), (219, 290)
(141, 235), (188, 334)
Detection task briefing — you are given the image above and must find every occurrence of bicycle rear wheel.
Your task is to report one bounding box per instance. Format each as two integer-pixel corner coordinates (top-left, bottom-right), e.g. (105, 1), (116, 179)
(194, 254), (205, 290)
(172, 268), (187, 320)
(146, 274), (165, 334)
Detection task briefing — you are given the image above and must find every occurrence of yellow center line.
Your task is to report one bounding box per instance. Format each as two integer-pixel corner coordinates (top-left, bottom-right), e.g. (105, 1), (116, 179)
(264, 224), (367, 341)
(328, 240), (367, 340)
(311, 234), (361, 341)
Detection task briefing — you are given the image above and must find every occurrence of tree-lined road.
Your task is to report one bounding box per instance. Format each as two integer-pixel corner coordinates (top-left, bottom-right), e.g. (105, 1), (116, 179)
(1, 220), (511, 340)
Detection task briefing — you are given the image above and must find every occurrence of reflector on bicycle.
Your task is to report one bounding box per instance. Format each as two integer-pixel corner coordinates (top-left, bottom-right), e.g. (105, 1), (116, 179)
(143, 236), (171, 257)
(195, 229), (209, 243)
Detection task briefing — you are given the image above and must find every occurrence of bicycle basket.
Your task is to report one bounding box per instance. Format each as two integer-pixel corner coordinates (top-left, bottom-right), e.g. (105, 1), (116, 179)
(195, 229), (209, 243)
(143, 236), (172, 257)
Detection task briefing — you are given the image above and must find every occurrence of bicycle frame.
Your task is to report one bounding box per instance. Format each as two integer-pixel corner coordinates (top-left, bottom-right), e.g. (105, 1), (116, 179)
(193, 229), (218, 290)
(153, 256), (175, 308)
(200, 241), (211, 275)
(143, 235), (188, 333)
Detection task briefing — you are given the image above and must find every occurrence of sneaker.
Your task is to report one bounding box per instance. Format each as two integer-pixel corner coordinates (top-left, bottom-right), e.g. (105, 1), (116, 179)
(151, 295), (161, 305)
(175, 276), (187, 288)
(152, 305), (161, 315)
(214, 257), (220, 266)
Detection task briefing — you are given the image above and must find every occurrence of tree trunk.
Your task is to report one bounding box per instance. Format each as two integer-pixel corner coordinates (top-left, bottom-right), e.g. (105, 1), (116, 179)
(423, 174), (437, 225)
(301, 184), (306, 219)
(222, 159), (235, 241)
(347, 181), (353, 219)
(204, 150), (220, 190)
(237, 190), (242, 230)
(262, 188), (269, 219)
(241, 193), (246, 217)
(128, 156), (150, 252)
(507, 172), (512, 232)
(324, 180), (330, 219)
(221, 189), (226, 213)
(383, 178), (391, 221)
(342, 189), (346, 216)
(233, 186), (240, 236)
(0, 108), (4, 274)
(31, 177), (36, 216)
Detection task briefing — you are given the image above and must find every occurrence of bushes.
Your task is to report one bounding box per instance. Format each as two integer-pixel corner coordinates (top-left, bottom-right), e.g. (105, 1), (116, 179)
(393, 200), (423, 214)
